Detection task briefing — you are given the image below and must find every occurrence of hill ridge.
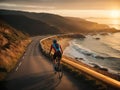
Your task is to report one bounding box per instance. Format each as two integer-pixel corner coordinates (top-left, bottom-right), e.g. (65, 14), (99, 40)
(0, 9), (118, 35)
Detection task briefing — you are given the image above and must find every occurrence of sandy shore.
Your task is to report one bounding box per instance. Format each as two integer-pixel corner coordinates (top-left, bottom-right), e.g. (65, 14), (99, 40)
(58, 38), (71, 51)
(59, 38), (120, 81)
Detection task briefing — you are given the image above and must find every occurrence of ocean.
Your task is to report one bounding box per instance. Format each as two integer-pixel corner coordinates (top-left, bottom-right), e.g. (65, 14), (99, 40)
(86, 18), (120, 30)
(64, 33), (120, 75)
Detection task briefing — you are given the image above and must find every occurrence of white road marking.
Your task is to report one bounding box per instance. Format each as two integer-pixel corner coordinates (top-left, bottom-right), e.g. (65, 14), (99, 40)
(15, 62), (22, 72)
(16, 67), (18, 71)
(19, 62), (22, 67)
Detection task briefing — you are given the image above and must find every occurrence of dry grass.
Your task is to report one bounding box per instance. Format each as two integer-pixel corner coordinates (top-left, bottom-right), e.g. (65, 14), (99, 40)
(40, 34), (83, 52)
(0, 20), (31, 80)
(0, 40), (31, 71)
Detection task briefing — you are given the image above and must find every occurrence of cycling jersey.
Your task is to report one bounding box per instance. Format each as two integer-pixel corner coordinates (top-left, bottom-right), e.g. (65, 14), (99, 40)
(52, 43), (61, 52)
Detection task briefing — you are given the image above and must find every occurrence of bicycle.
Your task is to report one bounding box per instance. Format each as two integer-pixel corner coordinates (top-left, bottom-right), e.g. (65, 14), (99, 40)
(54, 57), (63, 79)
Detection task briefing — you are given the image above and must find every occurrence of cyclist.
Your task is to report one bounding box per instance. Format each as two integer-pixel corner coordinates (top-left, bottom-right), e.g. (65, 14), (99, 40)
(49, 39), (63, 70)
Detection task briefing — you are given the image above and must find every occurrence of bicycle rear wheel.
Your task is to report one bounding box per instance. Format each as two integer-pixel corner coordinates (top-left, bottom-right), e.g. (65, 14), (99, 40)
(57, 64), (63, 79)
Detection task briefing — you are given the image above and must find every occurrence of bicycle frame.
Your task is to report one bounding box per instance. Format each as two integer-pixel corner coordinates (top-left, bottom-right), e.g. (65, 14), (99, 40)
(54, 57), (63, 79)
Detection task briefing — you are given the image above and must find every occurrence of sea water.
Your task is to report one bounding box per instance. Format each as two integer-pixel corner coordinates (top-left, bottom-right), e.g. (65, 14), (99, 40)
(86, 18), (120, 30)
(64, 33), (120, 75)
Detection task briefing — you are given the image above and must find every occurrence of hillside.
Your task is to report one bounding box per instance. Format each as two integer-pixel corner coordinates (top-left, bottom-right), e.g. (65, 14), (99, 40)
(0, 14), (60, 36)
(21, 12), (118, 33)
(0, 20), (31, 80)
(26, 13), (114, 33)
(0, 9), (118, 35)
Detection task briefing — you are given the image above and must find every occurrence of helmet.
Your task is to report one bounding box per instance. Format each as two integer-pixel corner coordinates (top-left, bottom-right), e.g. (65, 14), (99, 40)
(53, 39), (57, 43)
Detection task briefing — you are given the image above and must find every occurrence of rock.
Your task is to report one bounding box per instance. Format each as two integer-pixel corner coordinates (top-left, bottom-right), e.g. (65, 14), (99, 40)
(95, 37), (100, 40)
(90, 63), (100, 68)
(95, 56), (104, 59)
(100, 32), (108, 35)
(100, 68), (108, 71)
(94, 65), (101, 69)
(79, 58), (84, 60)
(86, 53), (92, 56)
(75, 57), (84, 61)
(75, 57), (79, 59)
(90, 63), (108, 71)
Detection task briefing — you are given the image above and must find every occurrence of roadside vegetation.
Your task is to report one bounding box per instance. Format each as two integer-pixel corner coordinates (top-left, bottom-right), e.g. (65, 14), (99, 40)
(0, 20), (31, 80)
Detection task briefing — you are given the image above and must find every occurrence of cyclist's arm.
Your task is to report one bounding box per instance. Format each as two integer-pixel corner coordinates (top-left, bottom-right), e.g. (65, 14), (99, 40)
(60, 45), (63, 54)
(49, 45), (52, 54)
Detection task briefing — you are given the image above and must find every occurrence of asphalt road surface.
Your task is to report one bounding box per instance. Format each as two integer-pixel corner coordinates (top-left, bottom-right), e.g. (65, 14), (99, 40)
(1, 36), (95, 90)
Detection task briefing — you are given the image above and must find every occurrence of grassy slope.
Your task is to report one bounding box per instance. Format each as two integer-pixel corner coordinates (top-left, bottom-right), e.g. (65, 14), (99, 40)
(0, 20), (31, 80)
(0, 14), (60, 36)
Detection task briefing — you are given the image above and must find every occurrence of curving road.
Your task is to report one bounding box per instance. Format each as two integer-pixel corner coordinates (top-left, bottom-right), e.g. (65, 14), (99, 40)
(1, 36), (95, 90)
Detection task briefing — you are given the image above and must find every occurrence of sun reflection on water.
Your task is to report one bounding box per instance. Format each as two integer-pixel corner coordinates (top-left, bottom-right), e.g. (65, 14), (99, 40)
(110, 19), (120, 30)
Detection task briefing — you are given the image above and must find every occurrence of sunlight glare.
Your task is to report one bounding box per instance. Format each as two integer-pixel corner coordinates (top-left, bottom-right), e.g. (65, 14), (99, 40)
(110, 10), (120, 18)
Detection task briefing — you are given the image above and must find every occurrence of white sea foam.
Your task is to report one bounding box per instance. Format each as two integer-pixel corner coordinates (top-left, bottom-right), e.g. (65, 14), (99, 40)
(63, 40), (87, 60)
(63, 33), (120, 75)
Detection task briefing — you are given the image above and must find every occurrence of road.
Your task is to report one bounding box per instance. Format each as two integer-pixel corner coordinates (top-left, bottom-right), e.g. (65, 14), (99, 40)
(1, 36), (95, 90)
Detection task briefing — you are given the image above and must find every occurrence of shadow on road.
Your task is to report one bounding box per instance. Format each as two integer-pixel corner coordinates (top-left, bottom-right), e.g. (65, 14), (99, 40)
(0, 72), (61, 90)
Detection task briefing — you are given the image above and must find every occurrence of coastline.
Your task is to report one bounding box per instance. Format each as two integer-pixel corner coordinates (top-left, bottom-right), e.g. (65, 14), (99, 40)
(40, 34), (120, 81)
(60, 37), (120, 81)
(58, 38), (71, 51)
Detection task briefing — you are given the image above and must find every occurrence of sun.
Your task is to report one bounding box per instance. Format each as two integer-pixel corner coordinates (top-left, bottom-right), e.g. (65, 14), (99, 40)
(110, 10), (120, 18)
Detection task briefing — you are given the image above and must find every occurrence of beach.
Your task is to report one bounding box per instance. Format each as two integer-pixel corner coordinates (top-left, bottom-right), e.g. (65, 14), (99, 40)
(62, 33), (120, 81)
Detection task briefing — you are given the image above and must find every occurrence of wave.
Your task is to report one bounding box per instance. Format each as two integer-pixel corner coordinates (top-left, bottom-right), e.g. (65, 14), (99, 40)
(70, 40), (120, 60)
(71, 41), (111, 59)
(64, 41), (115, 73)
(64, 37), (120, 75)
(89, 63), (108, 71)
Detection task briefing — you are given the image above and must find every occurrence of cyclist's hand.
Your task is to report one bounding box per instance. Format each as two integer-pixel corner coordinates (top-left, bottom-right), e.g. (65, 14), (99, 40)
(49, 53), (53, 57)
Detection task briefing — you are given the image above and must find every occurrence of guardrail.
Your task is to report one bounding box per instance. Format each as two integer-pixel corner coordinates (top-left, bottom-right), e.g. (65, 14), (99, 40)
(39, 34), (120, 90)
(62, 58), (120, 89)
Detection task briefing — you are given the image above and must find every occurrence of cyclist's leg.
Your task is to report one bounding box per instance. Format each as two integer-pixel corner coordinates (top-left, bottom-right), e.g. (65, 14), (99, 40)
(58, 57), (61, 68)
(53, 53), (57, 68)
(57, 52), (62, 69)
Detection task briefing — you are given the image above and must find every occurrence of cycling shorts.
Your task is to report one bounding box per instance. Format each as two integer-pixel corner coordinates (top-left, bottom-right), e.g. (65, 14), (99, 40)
(53, 51), (62, 60)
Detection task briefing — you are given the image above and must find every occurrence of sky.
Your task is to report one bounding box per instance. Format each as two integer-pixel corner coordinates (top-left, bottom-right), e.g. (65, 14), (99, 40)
(0, 0), (120, 18)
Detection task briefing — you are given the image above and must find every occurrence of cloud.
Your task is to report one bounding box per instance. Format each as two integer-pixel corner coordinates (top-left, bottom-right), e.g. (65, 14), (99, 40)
(0, 3), (55, 10)
(0, 0), (120, 10)
(0, 0), (119, 3)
